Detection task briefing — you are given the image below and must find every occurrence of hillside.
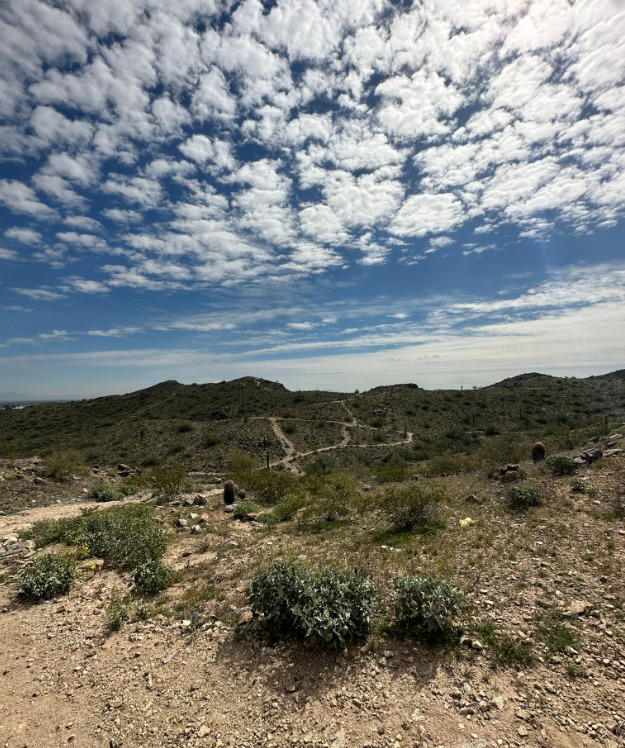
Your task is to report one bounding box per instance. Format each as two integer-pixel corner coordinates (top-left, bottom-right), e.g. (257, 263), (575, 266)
(0, 371), (624, 480)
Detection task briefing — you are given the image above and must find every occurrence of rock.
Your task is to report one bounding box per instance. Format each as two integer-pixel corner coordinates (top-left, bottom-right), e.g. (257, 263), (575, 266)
(191, 525), (202, 534)
(117, 464), (132, 472)
(567, 600), (592, 616)
(33, 476), (47, 485)
(198, 725), (210, 738)
(491, 696), (505, 711)
(193, 494), (207, 506)
(464, 494), (479, 504)
(518, 726), (529, 738)
(362, 484), (372, 491)
(603, 448), (623, 458)
(211, 477), (223, 484)
(223, 505), (234, 513)
(237, 610), (253, 625)
(176, 518), (189, 528)
(199, 514), (209, 523)
(460, 636), (483, 651)
(237, 489), (246, 499)
(330, 728), (347, 748)
(182, 498), (194, 507)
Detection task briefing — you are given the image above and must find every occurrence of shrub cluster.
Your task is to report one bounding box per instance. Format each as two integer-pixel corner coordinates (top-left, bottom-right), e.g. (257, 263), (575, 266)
(246, 561), (377, 649)
(90, 479), (118, 502)
(545, 454), (576, 476)
(380, 482), (444, 531)
(506, 485), (546, 510)
(26, 504), (167, 570)
(247, 561), (464, 648)
(39, 450), (88, 482)
(131, 559), (173, 596)
(20, 553), (76, 601)
(149, 460), (186, 501)
(392, 573), (464, 640)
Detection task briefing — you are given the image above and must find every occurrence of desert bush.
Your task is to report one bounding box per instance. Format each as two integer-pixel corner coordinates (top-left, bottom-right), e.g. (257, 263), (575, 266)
(131, 559), (173, 596)
(90, 479), (117, 502)
(392, 573), (464, 640)
(301, 472), (359, 522)
(380, 482), (444, 531)
(232, 500), (261, 520)
(506, 485), (545, 510)
(424, 453), (480, 476)
(545, 454), (576, 476)
(20, 553), (76, 601)
(569, 477), (586, 493)
(107, 594), (131, 631)
(26, 505), (167, 570)
(375, 463), (410, 483)
(273, 493), (307, 521)
(245, 469), (300, 505)
(149, 460), (186, 500)
(177, 422), (193, 433)
(247, 560), (377, 649)
(40, 449), (88, 482)
(256, 511), (280, 526)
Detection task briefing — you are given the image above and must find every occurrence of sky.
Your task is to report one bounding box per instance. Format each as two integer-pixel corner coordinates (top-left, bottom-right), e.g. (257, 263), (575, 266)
(0, 0), (624, 399)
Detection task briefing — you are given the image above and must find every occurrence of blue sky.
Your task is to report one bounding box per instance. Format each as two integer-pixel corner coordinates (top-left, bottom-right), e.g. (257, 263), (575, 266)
(1, 0), (624, 399)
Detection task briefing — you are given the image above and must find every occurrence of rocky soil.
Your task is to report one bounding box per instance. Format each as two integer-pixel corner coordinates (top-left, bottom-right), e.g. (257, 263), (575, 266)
(0, 443), (624, 748)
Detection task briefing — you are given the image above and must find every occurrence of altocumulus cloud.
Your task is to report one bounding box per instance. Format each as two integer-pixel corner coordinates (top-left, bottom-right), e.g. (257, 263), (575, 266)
(0, 0), (624, 395)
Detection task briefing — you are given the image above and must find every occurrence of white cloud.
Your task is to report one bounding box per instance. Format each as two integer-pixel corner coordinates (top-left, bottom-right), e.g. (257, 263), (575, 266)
(0, 181), (56, 219)
(4, 228), (42, 245)
(12, 287), (63, 301)
(389, 193), (466, 237)
(0, 248), (19, 260)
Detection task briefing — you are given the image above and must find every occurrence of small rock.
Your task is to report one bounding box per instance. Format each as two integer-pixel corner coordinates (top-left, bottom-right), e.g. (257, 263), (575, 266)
(223, 505), (234, 513)
(193, 495), (207, 506)
(198, 725), (210, 738)
(567, 600), (592, 616)
(518, 726), (529, 738)
(176, 518), (188, 528)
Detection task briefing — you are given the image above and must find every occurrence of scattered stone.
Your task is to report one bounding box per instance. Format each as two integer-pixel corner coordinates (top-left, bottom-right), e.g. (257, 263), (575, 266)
(198, 725), (210, 738)
(193, 495), (207, 506)
(362, 484), (372, 492)
(176, 518), (189, 528)
(464, 494), (479, 504)
(566, 600), (592, 616)
(223, 505), (234, 513)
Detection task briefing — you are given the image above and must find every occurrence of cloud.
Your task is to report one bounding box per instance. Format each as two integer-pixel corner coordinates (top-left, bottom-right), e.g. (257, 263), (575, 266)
(389, 193), (466, 237)
(12, 287), (64, 301)
(0, 248), (19, 260)
(4, 228), (42, 245)
(0, 181), (56, 219)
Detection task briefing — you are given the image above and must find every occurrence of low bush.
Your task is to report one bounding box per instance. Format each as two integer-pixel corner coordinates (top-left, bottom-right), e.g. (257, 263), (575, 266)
(90, 479), (118, 502)
(107, 594), (131, 631)
(506, 485), (545, 510)
(380, 482), (444, 531)
(301, 472), (359, 522)
(131, 559), (173, 596)
(244, 469), (300, 505)
(569, 477), (586, 493)
(40, 450), (88, 482)
(545, 454), (576, 476)
(247, 560), (377, 649)
(232, 500), (261, 520)
(392, 573), (464, 640)
(474, 621), (534, 668)
(26, 504), (167, 570)
(20, 553), (76, 601)
(149, 460), (186, 501)
(273, 493), (307, 521)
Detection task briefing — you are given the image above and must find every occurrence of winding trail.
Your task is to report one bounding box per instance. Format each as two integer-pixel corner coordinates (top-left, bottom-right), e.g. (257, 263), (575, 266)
(262, 400), (414, 471)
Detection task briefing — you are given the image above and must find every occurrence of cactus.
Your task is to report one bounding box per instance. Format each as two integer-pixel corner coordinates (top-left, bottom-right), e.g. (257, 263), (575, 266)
(223, 480), (237, 505)
(532, 442), (546, 462)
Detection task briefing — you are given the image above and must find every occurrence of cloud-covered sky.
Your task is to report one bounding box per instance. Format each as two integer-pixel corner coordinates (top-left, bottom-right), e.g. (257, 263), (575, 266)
(1, 0), (624, 397)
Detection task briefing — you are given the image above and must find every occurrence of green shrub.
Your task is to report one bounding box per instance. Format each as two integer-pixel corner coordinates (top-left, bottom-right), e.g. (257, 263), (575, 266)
(26, 505), (167, 570)
(256, 512), (280, 526)
(245, 469), (299, 505)
(474, 621), (534, 668)
(90, 479), (118, 502)
(392, 573), (464, 640)
(506, 485), (545, 510)
(375, 463), (410, 483)
(107, 594), (131, 631)
(40, 450), (88, 482)
(301, 472), (359, 522)
(247, 560), (377, 649)
(232, 500), (261, 520)
(131, 560), (173, 596)
(273, 493), (307, 521)
(380, 482), (444, 531)
(149, 460), (186, 501)
(569, 477), (586, 493)
(545, 455), (576, 476)
(20, 553), (76, 601)
(177, 422), (193, 433)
